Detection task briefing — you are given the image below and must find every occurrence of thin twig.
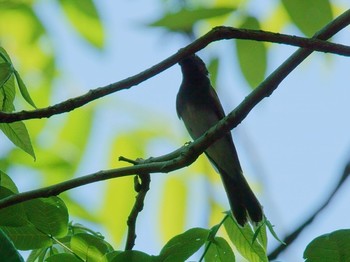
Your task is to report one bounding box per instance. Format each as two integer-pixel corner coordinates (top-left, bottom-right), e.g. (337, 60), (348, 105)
(119, 156), (139, 165)
(125, 173), (151, 250)
(0, 10), (349, 210)
(1, 25), (350, 123)
(268, 158), (350, 260)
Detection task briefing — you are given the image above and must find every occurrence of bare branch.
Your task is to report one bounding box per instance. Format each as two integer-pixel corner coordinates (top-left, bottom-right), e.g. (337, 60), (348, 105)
(1, 21), (350, 123)
(0, 9), (349, 210)
(125, 173), (151, 251)
(268, 158), (350, 260)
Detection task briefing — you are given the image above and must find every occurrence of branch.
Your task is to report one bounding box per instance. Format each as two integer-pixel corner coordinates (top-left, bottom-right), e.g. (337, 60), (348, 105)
(1, 22), (350, 123)
(0, 9), (349, 209)
(125, 173), (151, 251)
(268, 158), (350, 260)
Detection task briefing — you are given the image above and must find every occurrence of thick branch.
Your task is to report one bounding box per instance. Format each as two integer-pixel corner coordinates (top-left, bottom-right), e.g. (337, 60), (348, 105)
(1, 23), (350, 123)
(0, 9), (349, 209)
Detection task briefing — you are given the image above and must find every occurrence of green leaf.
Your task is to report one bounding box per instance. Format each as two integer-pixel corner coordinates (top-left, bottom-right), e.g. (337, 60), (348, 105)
(265, 219), (284, 245)
(0, 68), (15, 113)
(0, 187), (29, 227)
(0, 170), (19, 193)
(26, 248), (48, 262)
(58, 0), (104, 48)
(304, 229), (350, 262)
(0, 228), (24, 262)
(236, 16), (267, 89)
(111, 250), (155, 262)
(282, 0), (333, 37)
(224, 217), (268, 262)
(45, 253), (82, 262)
(0, 196), (68, 250)
(252, 223), (267, 251)
(23, 197), (69, 237)
(14, 70), (36, 108)
(158, 227), (210, 262)
(70, 233), (112, 261)
(0, 121), (36, 160)
(205, 236), (235, 262)
(0, 62), (13, 89)
(0, 72), (36, 160)
(149, 7), (235, 32)
(0, 47), (12, 63)
(104, 251), (122, 261)
(1, 223), (51, 250)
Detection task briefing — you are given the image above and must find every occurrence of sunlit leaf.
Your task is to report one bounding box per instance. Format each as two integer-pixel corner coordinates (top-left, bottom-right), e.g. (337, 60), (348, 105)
(46, 253), (81, 262)
(0, 46), (12, 62)
(0, 228), (24, 262)
(71, 233), (112, 261)
(224, 216), (268, 262)
(304, 229), (350, 262)
(158, 227), (210, 262)
(111, 250), (154, 262)
(160, 176), (188, 242)
(0, 170), (19, 193)
(0, 187), (28, 227)
(149, 7), (235, 32)
(26, 248), (48, 262)
(282, 0), (333, 37)
(0, 67), (35, 159)
(0, 62), (13, 89)
(58, 0), (104, 48)
(14, 70), (36, 108)
(253, 220), (268, 251)
(0, 73), (15, 112)
(0, 121), (35, 160)
(104, 251), (122, 261)
(23, 197), (69, 238)
(205, 236), (235, 261)
(236, 16), (267, 89)
(1, 224), (51, 250)
(265, 219), (284, 245)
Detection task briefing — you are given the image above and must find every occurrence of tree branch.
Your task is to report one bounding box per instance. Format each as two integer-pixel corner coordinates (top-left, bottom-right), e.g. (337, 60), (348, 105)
(1, 20), (350, 123)
(125, 173), (151, 251)
(268, 158), (350, 260)
(0, 9), (349, 210)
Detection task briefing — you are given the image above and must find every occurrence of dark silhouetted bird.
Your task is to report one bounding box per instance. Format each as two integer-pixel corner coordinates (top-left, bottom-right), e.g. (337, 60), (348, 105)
(176, 54), (263, 226)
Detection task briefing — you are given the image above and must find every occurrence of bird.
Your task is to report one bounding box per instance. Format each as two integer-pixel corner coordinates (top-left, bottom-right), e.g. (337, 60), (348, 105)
(176, 54), (263, 226)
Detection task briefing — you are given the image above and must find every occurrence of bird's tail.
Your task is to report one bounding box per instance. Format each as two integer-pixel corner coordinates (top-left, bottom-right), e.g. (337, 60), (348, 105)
(219, 168), (263, 226)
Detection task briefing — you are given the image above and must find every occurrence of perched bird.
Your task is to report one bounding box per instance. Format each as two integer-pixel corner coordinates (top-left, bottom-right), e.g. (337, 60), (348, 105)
(176, 54), (263, 226)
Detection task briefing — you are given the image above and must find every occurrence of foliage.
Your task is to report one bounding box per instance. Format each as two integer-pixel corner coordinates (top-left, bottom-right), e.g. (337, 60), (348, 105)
(0, 0), (348, 261)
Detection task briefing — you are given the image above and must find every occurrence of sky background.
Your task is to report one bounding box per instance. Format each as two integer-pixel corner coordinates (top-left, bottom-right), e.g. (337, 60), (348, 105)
(14, 0), (350, 261)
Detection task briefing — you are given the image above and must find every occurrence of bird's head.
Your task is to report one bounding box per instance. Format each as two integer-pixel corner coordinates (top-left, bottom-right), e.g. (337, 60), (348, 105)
(178, 54), (209, 77)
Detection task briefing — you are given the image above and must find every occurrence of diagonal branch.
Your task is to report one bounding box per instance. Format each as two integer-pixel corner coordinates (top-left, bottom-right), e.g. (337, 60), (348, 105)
(268, 158), (350, 260)
(0, 9), (349, 210)
(1, 19), (350, 123)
